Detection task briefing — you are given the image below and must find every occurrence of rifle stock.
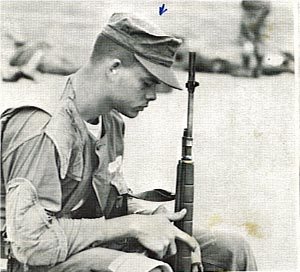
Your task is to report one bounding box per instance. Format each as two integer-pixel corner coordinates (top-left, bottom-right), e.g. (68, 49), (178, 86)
(173, 52), (199, 272)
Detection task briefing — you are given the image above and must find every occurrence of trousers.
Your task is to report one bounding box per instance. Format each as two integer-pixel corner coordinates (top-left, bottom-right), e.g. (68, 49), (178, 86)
(8, 229), (257, 272)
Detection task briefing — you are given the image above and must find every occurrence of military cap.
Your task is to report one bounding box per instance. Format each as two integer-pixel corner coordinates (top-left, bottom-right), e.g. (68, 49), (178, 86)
(101, 13), (183, 90)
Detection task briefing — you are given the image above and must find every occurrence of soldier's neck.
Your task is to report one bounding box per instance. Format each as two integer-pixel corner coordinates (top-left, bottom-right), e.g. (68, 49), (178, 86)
(71, 64), (113, 121)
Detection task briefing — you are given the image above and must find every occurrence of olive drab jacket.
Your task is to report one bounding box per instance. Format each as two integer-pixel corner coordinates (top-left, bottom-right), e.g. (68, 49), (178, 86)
(0, 78), (129, 262)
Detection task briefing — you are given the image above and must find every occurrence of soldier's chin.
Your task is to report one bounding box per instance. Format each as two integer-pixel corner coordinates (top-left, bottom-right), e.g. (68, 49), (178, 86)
(122, 110), (139, 119)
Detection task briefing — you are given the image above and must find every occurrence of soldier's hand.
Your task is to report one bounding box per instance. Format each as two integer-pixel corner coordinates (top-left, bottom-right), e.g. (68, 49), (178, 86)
(152, 204), (171, 215)
(131, 209), (198, 259)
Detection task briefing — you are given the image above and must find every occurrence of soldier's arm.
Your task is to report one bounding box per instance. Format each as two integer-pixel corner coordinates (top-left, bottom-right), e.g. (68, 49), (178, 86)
(3, 109), (197, 266)
(2, 109), (134, 265)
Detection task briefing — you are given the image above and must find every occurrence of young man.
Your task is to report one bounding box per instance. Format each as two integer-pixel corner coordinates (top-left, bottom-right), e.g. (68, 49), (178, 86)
(1, 13), (257, 271)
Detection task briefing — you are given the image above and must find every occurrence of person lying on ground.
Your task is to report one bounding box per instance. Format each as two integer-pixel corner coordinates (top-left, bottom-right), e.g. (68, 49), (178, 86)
(1, 33), (79, 82)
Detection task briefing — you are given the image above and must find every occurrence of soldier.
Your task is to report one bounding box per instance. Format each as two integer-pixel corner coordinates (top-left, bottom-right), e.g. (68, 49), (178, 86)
(1, 13), (257, 271)
(239, 0), (271, 77)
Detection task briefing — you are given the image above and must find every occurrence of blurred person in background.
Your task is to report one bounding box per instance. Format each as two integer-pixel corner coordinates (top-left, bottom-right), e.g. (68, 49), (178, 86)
(1, 33), (79, 82)
(238, 0), (271, 78)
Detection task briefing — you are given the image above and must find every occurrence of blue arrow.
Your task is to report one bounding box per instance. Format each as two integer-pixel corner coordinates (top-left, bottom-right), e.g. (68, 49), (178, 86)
(159, 4), (167, 15)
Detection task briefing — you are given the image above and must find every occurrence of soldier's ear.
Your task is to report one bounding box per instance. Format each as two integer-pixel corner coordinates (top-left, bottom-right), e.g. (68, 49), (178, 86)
(105, 58), (122, 83)
(109, 59), (122, 75)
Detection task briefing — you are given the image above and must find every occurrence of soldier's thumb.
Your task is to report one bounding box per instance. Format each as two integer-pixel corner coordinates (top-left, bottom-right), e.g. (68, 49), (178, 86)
(167, 208), (187, 222)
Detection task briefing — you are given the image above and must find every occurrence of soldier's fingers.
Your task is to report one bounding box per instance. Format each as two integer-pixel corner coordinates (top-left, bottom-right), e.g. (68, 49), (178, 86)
(151, 239), (169, 260)
(166, 208), (186, 222)
(174, 228), (199, 251)
(155, 248), (165, 260)
(152, 204), (168, 215)
(191, 244), (202, 264)
(167, 240), (177, 256)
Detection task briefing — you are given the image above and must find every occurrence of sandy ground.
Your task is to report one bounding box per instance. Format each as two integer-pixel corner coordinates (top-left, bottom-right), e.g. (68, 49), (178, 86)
(0, 0), (298, 270)
(0, 69), (298, 270)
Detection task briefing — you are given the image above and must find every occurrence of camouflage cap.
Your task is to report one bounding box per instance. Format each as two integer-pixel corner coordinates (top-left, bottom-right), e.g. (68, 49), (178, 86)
(101, 13), (183, 90)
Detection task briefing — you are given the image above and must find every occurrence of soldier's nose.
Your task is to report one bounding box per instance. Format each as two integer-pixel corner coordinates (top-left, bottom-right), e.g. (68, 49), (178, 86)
(145, 89), (157, 101)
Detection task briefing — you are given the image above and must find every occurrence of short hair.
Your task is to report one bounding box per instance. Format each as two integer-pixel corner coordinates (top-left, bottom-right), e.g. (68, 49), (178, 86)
(90, 34), (137, 67)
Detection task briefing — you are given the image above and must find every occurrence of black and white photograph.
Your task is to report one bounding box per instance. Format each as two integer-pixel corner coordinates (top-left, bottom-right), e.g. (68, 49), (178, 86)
(0, 0), (299, 271)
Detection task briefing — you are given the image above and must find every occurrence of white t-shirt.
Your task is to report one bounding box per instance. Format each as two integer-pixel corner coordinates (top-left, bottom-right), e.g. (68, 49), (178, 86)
(84, 116), (102, 139)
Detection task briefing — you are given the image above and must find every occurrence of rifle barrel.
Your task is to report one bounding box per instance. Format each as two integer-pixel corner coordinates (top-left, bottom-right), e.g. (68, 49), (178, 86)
(174, 52), (199, 272)
(187, 52), (197, 138)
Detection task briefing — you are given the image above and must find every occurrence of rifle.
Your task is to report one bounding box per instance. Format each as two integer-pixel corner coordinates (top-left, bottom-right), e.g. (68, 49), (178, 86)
(173, 52), (201, 272)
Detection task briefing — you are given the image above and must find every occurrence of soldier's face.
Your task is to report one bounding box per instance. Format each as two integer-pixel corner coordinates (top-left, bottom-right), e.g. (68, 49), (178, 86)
(111, 62), (160, 118)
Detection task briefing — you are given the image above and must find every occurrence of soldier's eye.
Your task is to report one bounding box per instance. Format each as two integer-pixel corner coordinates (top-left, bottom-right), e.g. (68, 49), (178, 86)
(142, 80), (153, 89)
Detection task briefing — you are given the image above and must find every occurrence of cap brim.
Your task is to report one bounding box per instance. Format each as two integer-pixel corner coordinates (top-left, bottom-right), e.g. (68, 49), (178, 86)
(135, 54), (183, 90)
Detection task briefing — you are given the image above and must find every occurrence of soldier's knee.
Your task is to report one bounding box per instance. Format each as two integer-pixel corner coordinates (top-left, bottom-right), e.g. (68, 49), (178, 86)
(214, 231), (251, 255)
(196, 230), (257, 271)
(212, 231), (257, 270)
